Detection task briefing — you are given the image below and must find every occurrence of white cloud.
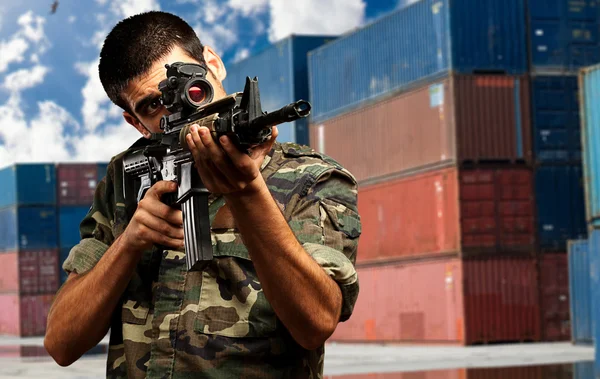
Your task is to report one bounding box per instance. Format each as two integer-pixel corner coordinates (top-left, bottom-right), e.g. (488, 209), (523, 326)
(228, 0), (268, 17)
(233, 48), (250, 63)
(76, 59), (121, 132)
(17, 11), (46, 43)
(3, 65), (49, 93)
(73, 121), (141, 162)
(0, 37), (28, 73)
(68, 16), (77, 23)
(268, 0), (366, 42)
(109, 0), (161, 18)
(194, 23), (238, 55)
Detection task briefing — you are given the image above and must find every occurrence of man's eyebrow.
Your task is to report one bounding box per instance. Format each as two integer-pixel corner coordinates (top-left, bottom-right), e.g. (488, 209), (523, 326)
(134, 93), (160, 114)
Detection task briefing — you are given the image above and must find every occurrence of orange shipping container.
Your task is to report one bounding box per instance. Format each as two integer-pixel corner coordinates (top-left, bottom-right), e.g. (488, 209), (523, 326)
(357, 165), (534, 263)
(309, 74), (532, 184)
(330, 256), (540, 345)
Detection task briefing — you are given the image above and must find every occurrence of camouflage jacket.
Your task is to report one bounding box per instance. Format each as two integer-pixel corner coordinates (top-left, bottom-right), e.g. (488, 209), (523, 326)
(62, 139), (361, 379)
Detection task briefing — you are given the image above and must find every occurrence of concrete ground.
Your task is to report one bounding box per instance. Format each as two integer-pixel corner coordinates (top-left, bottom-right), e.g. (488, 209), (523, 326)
(0, 338), (593, 378)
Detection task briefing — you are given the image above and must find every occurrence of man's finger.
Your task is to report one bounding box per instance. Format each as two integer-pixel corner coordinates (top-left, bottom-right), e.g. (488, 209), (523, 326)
(146, 180), (178, 199)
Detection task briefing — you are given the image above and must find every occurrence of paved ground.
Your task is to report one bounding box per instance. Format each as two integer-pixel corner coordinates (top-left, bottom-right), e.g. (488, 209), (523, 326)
(0, 339), (593, 378)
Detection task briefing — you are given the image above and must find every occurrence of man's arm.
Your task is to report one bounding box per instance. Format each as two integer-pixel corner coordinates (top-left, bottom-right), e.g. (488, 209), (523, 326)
(45, 181), (185, 366)
(186, 126), (359, 349)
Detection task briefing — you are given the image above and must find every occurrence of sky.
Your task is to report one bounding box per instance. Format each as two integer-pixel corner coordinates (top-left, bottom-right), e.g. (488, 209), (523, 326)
(0, 0), (409, 166)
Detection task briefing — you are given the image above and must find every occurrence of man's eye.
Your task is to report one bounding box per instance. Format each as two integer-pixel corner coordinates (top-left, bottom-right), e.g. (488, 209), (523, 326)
(147, 99), (161, 113)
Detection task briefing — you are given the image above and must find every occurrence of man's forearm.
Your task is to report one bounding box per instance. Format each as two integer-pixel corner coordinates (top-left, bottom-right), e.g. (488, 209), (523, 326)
(45, 235), (140, 366)
(224, 180), (343, 350)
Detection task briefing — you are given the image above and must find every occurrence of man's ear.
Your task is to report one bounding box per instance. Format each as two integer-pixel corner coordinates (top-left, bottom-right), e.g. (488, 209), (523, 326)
(123, 111), (151, 139)
(203, 45), (227, 82)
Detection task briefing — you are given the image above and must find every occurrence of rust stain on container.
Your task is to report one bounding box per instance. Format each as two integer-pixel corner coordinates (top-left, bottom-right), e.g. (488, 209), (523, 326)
(357, 166), (534, 263)
(331, 256), (540, 345)
(539, 253), (571, 341)
(310, 74), (531, 184)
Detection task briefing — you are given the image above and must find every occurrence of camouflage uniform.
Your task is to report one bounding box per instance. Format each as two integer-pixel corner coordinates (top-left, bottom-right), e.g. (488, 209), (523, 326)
(62, 138), (361, 379)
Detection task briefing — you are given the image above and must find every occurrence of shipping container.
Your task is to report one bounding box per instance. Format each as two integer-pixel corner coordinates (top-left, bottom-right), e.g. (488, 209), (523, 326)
(539, 253), (571, 341)
(531, 76), (582, 163)
(580, 64), (600, 227)
(0, 164), (56, 208)
(569, 239), (593, 345)
(535, 164), (586, 252)
(528, 0), (600, 73)
(223, 35), (334, 145)
(330, 365), (566, 379)
(589, 230), (600, 373)
(0, 294), (54, 337)
(357, 166), (534, 264)
(0, 250), (59, 294)
(97, 162), (109, 182)
(56, 163), (98, 206)
(330, 256), (540, 344)
(58, 206), (89, 247)
(310, 74), (532, 183)
(574, 361), (594, 379)
(308, 0), (527, 123)
(0, 206), (57, 251)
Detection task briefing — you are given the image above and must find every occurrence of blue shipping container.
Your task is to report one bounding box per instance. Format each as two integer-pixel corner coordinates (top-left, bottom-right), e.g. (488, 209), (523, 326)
(529, 0), (600, 73)
(224, 35), (334, 145)
(535, 164), (587, 251)
(581, 64), (600, 227)
(532, 76), (582, 163)
(0, 164), (56, 208)
(58, 206), (89, 247)
(569, 239), (593, 345)
(97, 163), (109, 183)
(0, 206), (58, 251)
(589, 230), (600, 374)
(574, 361), (594, 379)
(308, 0), (527, 123)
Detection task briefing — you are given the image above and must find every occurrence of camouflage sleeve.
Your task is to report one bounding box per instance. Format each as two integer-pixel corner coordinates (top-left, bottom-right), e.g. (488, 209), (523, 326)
(62, 160), (116, 276)
(288, 170), (361, 322)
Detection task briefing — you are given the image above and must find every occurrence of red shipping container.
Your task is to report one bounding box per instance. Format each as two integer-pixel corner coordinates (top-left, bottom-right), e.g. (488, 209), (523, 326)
(357, 166), (534, 263)
(57, 163), (98, 206)
(330, 256), (540, 345)
(0, 294), (54, 337)
(539, 253), (570, 341)
(309, 74), (532, 184)
(0, 250), (59, 294)
(331, 366), (546, 379)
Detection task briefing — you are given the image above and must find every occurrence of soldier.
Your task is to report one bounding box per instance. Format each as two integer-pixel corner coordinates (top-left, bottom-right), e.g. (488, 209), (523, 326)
(45, 11), (361, 379)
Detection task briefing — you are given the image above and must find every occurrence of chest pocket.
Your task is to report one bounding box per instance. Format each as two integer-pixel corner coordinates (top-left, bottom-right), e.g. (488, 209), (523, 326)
(194, 201), (277, 338)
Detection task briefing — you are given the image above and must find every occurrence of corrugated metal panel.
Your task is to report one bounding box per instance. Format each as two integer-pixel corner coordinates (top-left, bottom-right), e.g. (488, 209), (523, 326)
(531, 76), (581, 163)
(580, 64), (600, 227)
(308, 0), (527, 123)
(309, 77), (456, 183)
(331, 256), (539, 344)
(0, 250), (59, 294)
(460, 167), (535, 255)
(0, 206), (57, 251)
(568, 239), (593, 344)
(356, 165), (534, 264)
(223, 35), (333, 145)
(539, 253), (571, 341)
(0, 164), (56, 208)
(574, 361), (594, 379)
(462, 257), (541, 344)
(309, 74), (531, 184)
(529, 0), (600, 73)
(330, 258), (464, 343)
(356, 167), (460, 263)
(589, 230), (600, 373)
(58, 206), (89, 247)
(454, 75), (532, 164)
(56, 163), (98, 206)
(534, 165), (587, 252)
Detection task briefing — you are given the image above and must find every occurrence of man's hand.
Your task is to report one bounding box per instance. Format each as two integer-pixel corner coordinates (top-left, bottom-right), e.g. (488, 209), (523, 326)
(185, 125), (278, 195)
(121, 180), (185, 252)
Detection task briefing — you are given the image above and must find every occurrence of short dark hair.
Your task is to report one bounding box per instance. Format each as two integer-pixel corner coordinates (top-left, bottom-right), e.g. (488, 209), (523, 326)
(98, 11), (207, 115)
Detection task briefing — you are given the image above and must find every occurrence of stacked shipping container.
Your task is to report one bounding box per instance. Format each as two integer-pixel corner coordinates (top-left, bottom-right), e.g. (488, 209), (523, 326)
(306, 0), (599, 345)
(0, 164), (59, 336)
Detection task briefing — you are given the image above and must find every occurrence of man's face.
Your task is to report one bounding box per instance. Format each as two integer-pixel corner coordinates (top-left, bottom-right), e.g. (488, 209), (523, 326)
(121, 45), (228, 137)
